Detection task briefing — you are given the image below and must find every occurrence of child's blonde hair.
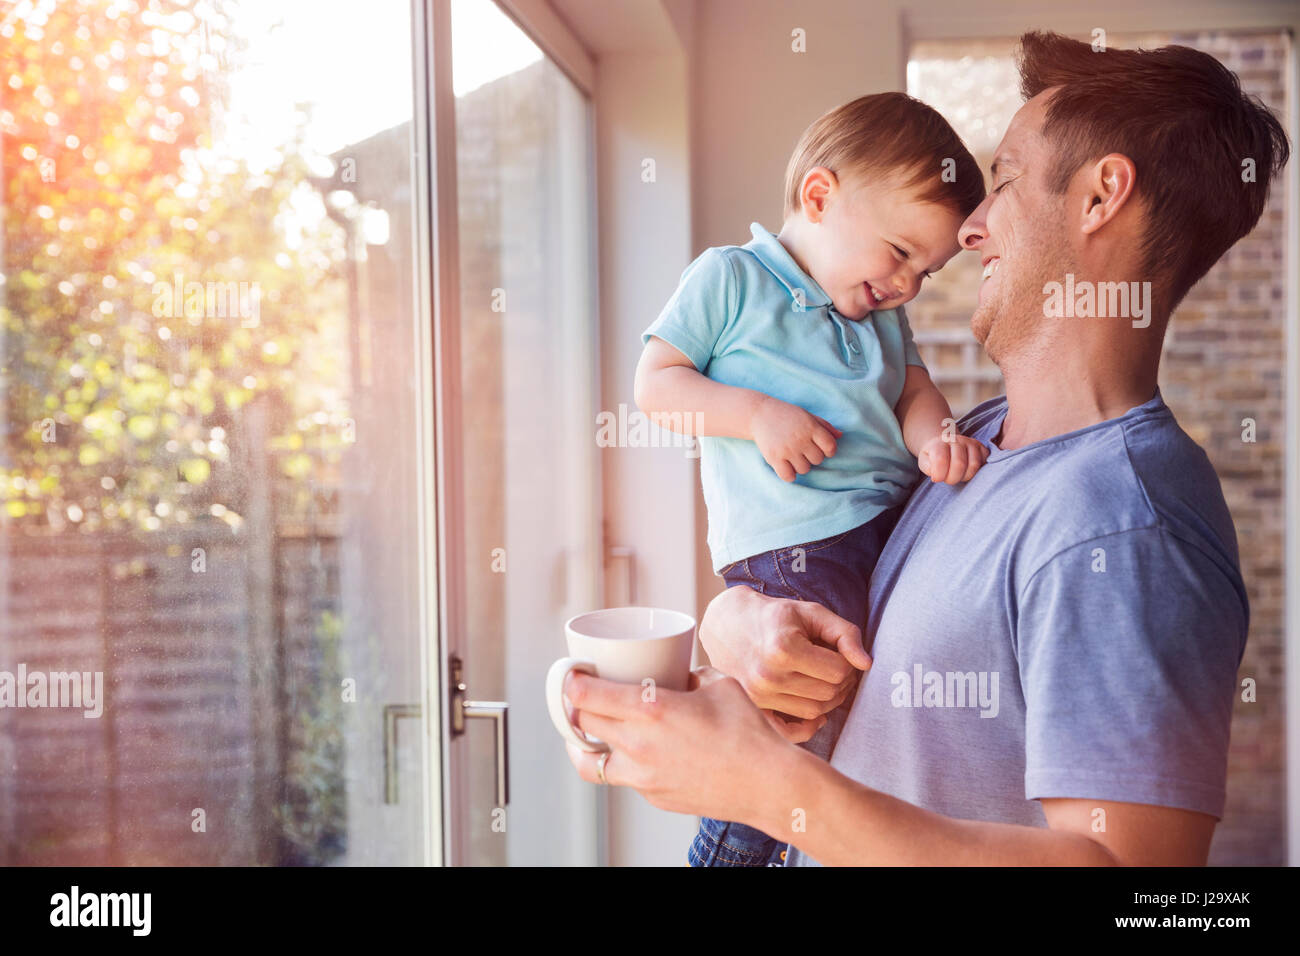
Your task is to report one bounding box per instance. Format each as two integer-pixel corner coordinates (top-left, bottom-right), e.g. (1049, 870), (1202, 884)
(784, 93), (985, 218)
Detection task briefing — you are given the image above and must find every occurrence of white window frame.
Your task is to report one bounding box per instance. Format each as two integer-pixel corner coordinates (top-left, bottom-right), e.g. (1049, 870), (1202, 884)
(415, 0), (601, 866)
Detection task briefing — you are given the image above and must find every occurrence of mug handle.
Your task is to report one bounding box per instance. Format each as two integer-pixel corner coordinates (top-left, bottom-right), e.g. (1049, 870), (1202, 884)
(545, 657), (608, 753)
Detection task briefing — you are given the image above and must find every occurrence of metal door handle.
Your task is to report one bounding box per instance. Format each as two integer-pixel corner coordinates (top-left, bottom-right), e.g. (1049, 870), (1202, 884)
(383, 703), (421, 804)
(460, 699), (509, 808)
(449, 655), (509, 807)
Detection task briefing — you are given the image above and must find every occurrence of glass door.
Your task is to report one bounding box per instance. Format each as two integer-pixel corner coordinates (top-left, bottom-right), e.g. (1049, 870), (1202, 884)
(0, 0), (436, 864)
(434, 0), (601, 865)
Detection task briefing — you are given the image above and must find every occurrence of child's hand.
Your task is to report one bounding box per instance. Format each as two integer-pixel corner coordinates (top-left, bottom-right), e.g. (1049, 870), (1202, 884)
(917, 433), (989, 484)
(750, 396), (842, 482)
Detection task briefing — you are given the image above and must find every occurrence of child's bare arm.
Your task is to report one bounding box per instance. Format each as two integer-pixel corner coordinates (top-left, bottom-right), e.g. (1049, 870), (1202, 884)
(635, 337), (767, 438)
(894, 364), (954, 455)
(635, 336), (842, 482)
(894, 365), (988, 484)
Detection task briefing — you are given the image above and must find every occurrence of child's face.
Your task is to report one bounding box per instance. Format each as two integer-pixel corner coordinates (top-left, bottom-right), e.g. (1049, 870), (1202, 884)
(800, 169), (965, 320)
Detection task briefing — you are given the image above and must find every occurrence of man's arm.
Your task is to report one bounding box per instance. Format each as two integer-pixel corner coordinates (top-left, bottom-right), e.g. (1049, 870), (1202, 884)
(562, 666), (1216, 865)
(762, 744), (1215, 865)
(698, 583), (1225, 865)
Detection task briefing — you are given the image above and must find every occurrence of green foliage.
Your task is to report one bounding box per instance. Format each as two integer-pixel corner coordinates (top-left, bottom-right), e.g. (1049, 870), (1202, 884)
(274, 609), (348, 865)
(1, 0), (351, 533)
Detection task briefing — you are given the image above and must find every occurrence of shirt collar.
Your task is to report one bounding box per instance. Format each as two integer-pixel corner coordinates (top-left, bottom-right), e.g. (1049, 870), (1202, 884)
(983, 387), (1167, 461)
(745, 222), (832, 310)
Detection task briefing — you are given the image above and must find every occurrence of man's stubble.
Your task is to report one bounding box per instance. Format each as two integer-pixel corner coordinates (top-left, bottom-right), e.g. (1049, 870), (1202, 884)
(971, 211), (1073, 375)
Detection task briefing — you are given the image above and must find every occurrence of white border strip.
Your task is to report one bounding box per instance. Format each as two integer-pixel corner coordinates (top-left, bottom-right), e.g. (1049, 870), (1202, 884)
(1284, 26), (1300, 868)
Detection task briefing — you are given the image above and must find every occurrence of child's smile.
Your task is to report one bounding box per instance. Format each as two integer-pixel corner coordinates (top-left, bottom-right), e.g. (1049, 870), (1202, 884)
(789, 168), (966, 321)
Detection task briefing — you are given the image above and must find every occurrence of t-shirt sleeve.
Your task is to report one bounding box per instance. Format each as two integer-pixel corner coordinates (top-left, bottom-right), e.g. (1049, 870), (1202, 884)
(1016, 528), (1247, 819)
(895, 303), (926, 369)
(641, 247), (737, 372)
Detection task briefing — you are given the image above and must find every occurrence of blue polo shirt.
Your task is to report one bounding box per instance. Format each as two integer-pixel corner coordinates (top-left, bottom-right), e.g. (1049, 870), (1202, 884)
(643, 223), (925, 571)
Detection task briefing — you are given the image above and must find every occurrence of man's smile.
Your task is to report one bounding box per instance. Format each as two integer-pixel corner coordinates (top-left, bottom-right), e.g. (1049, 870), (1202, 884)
(979, 255), (1001, 304)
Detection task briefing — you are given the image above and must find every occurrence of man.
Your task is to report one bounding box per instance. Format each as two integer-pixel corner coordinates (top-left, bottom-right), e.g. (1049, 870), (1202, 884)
(563, 30), (1289, 865)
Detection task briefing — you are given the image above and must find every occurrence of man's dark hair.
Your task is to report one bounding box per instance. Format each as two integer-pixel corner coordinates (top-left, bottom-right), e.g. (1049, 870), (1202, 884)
(1017, 30), (1290, 312)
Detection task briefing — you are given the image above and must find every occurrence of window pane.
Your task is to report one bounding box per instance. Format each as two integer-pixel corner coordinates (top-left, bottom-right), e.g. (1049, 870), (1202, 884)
(1, 0), (427, 864)
(451, 0), (599, 865)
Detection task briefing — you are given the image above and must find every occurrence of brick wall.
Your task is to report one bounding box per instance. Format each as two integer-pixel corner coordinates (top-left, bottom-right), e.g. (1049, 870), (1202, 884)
(0, 521), (344, 864)
(909, 30), (1290, 865)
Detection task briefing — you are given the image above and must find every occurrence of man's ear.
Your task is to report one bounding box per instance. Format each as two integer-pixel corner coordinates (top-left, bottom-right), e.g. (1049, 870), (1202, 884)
(799, 166), (839, 224)
(1079, 153), (1137, 235)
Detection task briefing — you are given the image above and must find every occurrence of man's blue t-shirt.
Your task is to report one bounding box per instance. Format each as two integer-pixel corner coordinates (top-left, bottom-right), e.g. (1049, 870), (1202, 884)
(787, 390), (1249, 866)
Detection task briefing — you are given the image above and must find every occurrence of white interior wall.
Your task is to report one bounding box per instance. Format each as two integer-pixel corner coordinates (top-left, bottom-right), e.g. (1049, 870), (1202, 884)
(594, 48), (702, 866)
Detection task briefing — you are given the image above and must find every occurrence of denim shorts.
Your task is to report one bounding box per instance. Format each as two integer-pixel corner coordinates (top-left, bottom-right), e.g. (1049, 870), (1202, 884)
(689, 509), (897, 867)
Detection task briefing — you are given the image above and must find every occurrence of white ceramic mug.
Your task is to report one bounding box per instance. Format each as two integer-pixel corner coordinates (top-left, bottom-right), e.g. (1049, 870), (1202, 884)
(546, 606), (696, 752)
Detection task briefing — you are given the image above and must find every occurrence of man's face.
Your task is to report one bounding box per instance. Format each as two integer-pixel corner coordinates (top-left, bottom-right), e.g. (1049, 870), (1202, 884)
(958, 91), (1073, 365)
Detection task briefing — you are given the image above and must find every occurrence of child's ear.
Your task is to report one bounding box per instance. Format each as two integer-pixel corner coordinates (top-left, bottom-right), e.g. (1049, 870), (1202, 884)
(800, 166), (838, 223)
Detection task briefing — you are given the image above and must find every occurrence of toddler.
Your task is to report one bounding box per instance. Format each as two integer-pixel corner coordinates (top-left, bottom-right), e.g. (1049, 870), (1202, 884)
(635, 93), (989, 867)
